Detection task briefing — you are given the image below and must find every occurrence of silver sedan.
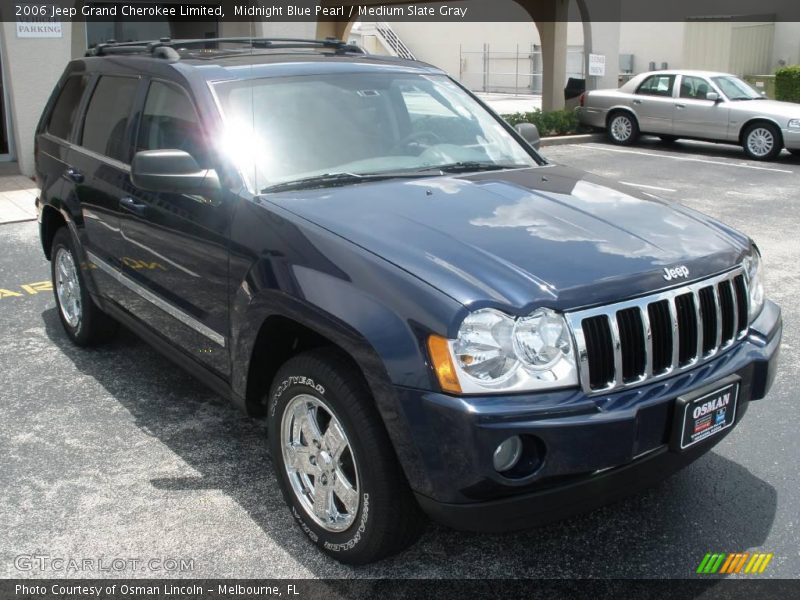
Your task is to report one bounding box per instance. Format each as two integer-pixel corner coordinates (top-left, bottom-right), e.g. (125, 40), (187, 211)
(578, 69), (800, 161)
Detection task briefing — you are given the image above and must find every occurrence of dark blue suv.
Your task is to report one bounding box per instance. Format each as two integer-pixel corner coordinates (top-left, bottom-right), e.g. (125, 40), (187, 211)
(35, 38), (781, 564)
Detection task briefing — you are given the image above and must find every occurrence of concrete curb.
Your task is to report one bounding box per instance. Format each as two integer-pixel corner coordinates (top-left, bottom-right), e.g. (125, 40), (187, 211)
(540, 133), (605, 147)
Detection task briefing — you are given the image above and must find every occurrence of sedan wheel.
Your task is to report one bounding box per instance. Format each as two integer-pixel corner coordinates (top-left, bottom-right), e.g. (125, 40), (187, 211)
(607, 112), (639, 145)
(743, 123), (782, 160)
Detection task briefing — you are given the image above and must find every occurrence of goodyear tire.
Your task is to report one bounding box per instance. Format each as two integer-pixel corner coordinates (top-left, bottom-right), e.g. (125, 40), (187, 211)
(50, 227), (118, 346)
(268, 349), (426, 564)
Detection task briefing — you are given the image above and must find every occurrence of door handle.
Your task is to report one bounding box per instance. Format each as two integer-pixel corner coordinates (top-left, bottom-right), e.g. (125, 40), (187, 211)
(675, 103), (686, 109)
(119, 196), (148, 216)
(63, 167), (84, 184)
(632, 99), (642, 105)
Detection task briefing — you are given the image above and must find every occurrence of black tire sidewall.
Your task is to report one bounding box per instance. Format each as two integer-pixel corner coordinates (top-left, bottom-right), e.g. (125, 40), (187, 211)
(743, 123), (782, 160)
(268, 365), (377, 561)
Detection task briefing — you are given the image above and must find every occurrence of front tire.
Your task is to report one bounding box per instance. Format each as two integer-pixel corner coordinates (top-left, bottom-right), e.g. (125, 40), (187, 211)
(607, 111), (639, 145)
(742, 122), (782, 160)
(50, 227), (118, 346)
(268, 349), (426, 564)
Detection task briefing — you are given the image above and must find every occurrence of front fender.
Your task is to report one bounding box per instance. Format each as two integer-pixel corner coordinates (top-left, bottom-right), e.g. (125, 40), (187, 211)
(228, 200), (464, 495)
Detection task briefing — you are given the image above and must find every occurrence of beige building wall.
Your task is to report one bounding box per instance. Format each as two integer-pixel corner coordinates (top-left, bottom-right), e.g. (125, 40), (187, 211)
(387, 20), (585, 87)
(0, 19), (73, 176)
(772, 22), (800, 68)
(619, 22), (685, 72)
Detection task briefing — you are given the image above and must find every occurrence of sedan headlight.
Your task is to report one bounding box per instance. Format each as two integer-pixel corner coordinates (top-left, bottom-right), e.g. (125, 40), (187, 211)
(788, 119), (800, 129)
(428, 308), (578, 394)
(743, 249), (765, 323)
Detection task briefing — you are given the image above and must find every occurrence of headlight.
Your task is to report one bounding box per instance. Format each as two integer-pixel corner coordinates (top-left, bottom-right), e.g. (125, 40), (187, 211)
(429, 308), (578, 394)
(743, 249), (765, 323)
(788, 119), (800, 129)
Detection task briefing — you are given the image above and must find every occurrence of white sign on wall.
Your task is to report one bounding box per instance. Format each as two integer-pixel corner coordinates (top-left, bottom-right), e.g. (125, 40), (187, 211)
(16, 19), (63, 38)
(589, 54), (606, 77)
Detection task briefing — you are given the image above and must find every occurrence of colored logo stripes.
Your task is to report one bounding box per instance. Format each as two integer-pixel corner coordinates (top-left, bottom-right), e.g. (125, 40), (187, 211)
(696, 552), (773, 574)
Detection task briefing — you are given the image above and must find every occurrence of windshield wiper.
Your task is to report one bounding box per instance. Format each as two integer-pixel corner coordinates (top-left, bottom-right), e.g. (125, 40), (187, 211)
(415, 161), (528, 174)
(261, 171), (429, 193)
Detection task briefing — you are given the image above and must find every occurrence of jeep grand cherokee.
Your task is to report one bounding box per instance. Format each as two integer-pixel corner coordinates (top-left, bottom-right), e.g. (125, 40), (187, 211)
(35, 38), (781, 564)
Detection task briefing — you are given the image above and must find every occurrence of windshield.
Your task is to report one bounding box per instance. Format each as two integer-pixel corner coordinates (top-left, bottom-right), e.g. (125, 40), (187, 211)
(212, 72), (539, 192)
(711, 76), (763, 101)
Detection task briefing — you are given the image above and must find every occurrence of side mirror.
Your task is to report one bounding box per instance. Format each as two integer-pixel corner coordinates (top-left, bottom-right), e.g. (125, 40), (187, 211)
(131, 149), (220, 194)
(706, 91), (720, 102)
(514, 122), (541, 150)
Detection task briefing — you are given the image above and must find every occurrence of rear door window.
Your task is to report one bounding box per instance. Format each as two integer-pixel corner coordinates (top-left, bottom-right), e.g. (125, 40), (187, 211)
(636, 75), (675, 97)
(46, 76), (88, 140)
(81, 76), (139, 163)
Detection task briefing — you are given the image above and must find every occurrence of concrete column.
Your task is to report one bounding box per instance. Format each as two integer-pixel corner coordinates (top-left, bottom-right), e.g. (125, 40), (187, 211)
(537, 20), (569, 111)
(518, 0), (569, 111)
(314, 20), (349, 40)
(585, 21), (621, 91)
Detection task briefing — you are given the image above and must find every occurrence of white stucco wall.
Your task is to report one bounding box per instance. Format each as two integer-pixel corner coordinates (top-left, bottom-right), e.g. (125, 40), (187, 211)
(619, 22), (686, 73)
(773, 22), (800, 68)
(0, 21), (73, 175)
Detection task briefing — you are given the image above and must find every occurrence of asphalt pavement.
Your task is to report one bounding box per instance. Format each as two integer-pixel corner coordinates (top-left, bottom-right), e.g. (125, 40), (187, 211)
(1, 138), (798, 579)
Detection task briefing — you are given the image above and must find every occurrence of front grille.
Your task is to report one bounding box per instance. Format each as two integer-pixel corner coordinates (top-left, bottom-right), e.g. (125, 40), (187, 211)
(568, 267), (748, 394)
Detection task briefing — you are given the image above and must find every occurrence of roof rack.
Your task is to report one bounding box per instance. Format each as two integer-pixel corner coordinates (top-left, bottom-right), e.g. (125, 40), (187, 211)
(85, 37), (367, 61)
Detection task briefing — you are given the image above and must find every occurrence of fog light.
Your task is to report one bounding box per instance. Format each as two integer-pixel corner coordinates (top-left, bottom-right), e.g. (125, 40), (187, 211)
(493, 436), (523, 472)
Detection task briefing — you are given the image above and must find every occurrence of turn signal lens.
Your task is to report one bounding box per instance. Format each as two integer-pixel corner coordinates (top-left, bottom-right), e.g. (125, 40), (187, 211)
(427, 334), (462, 394)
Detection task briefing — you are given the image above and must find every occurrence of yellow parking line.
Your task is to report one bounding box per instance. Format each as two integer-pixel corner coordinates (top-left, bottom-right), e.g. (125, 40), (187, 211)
(0, 280), (52, 299)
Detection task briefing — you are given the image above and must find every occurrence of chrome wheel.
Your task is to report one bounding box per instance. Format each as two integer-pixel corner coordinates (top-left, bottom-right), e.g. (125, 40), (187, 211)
(610, 115), (633, 142)
(281, 394), (359, 532)
(55, 247), (82, 328)
(746, 127), (774, 157)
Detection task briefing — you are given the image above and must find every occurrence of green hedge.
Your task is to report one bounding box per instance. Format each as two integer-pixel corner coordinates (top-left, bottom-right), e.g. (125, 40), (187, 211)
(503, 108), (587, 137)
(775, 66), (800, 103)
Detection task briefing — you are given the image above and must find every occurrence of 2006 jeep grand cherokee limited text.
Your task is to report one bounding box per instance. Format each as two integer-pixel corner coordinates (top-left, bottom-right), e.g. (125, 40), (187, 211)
(35, 38), (781, 564)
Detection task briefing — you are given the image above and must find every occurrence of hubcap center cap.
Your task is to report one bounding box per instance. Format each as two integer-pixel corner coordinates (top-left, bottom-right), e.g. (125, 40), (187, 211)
(318, 450), (333, 466)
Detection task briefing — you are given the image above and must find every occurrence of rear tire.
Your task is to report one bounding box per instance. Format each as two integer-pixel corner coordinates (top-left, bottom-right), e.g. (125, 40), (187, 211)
(607, 111), (639, 145)
(50, 227), (118, 346)
(268, 348), (426, 564)
(742, 122), (782, 161)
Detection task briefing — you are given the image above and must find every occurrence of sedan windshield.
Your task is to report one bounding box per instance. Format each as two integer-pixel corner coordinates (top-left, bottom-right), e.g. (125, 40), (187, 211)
(711, 76), (763, 101)
(212, 72), (539, 192)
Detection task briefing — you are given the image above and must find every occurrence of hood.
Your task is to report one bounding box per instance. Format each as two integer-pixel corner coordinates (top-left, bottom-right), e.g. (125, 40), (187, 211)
(730, 98), (800, 121)
(265, 165), (750, 312)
